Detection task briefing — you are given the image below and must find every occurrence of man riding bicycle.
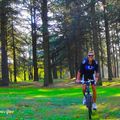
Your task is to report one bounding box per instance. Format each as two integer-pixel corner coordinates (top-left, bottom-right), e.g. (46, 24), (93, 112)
(76, 51), (99, 110)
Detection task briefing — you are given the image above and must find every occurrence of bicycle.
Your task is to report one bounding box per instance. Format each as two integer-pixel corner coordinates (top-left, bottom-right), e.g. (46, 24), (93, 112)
(79, 80), (95, 120)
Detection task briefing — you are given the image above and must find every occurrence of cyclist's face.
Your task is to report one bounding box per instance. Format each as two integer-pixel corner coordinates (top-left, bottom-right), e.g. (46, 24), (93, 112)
(88, 55), (94, 61)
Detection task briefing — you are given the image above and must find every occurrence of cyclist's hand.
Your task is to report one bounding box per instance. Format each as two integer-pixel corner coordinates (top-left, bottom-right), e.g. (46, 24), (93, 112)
(94, 80), (97, 85)
(76, 79), (80, 83)
(95, 77), (98, 82)
(95, 77), (98, 85)
(81, 80), (84, 84)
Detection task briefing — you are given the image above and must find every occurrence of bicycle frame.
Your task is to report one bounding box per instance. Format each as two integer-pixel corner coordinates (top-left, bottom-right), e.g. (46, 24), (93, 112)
(86, 81), (91, 95)
(84, 80), (94, 95)
(84, 80), (94, 120)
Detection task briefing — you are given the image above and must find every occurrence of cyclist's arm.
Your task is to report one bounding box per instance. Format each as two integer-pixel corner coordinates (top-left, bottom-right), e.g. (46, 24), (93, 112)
(95, 72), (99, 82)
(76, 71), (81, 82)
(94, 61), (99, 82)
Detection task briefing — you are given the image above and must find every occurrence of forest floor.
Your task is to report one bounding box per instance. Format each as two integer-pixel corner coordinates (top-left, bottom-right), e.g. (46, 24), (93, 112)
(0, 78), (120, 120)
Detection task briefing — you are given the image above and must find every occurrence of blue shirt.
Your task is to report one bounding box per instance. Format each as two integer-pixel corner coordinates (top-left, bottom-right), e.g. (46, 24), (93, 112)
(79, 58), (99, 80)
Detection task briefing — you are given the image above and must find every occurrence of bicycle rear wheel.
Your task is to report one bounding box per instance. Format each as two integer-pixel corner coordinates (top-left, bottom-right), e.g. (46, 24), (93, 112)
(86, 95), (92, 120)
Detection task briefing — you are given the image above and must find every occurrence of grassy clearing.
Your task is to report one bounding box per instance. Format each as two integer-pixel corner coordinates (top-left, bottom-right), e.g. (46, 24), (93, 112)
(0, 80), (120, 120)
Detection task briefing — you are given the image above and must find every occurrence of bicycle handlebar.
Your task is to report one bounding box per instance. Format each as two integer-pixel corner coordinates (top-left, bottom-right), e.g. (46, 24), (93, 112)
(84, 79), (94, 84)
(76, 79), (95, 84)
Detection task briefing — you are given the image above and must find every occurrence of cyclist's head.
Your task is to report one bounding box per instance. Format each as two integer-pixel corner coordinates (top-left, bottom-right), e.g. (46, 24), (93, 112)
(88, 51), (94, 61)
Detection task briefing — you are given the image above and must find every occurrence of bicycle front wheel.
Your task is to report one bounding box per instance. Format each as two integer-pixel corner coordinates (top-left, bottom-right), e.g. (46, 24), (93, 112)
(86, 95), (92, 120)
(88, 107), (92, 120)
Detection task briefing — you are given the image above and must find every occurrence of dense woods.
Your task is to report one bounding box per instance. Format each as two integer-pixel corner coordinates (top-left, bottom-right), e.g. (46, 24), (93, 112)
(0, 0), (120, 86)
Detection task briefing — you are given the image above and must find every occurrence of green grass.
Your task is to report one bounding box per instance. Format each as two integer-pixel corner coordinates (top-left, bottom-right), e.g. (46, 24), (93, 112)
(0, 84), (120, 120)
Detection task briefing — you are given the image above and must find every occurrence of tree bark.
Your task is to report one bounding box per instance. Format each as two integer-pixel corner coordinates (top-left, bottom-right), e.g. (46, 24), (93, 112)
(103, 0), (113, 81)
(41, 0), (53, 86)
(0, 1), (9, 86)
(67, 43), (75, 78)
(115, 46), (119, 77)
(116, 22), (119, 77)
(12, 17), (17, 82)
(112, 43), (116, 77)
(30, 2), (38, 81)
(59, 62), (63, 79)
(91, 0), (102, 85)
(51, 52), (58, 79)
(99, 36), (105, 78)
(24, 70), (26, 81)
(98, 21), (104, 78)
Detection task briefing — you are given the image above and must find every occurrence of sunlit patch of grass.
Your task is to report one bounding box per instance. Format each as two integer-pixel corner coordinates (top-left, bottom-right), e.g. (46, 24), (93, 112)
(102, 78), (120, 87)
(112, 93), (120, 97)
(103, 81), (120, 87)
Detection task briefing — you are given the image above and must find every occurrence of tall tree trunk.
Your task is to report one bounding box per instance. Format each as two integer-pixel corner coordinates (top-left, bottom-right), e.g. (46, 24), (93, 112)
(119, 46), (120, 59)
(24, 70), (26, 81)
(52, 66), (58, 79)
(112, 43), (116, 77)
(75, 39), (78, 76)
(59, 62), (63, 79)
(65, 0), (75, 79)
(98, 21), (104, 78)
(28, 66), (33, 80)
(99, 36), (105, 78)
(28, 46), (33, 80)
(76, 32), (83, 77)
(67, 43), (75, 78)
(89, 31), (94, 50)
(30, 2), (38, 81)
(116, 22), (119, 77)
(9, 70), (12, 82)
(51, 53), (58, 79)
(103, 0), (113, 81)
(41, 0), (53, 86)
(115, 46), (119, 77)
(0, 1), (9, 86)
(91, 0), (102, 85)
(12, 17), (17, 82)
(52, 65), (58, 79)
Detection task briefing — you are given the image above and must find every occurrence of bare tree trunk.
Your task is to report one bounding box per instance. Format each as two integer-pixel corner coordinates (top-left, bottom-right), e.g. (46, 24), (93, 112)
(77, 35), (83, 77)
(41, 0), (53, 86)
(103, 0), (113, 81)
(30, 2), (38, 81)
(9, 70), (12, 82)
(28, 47), (33, 80)
(99, 37), (105, 78)
(115, 46), (119, 77)
(64, 0), (75, 79)
(75, 39), (78, 76)
(59, 62), (63, 79)
(68, 46), (75, 78)
(24, 70), (26, 81)
(91, 0), (102, 85)
(112, 43), (116, 77)
(0, 1), (9, 86)
(98, 21), (104, 78)
(12, 17), (17, 82)
(52, 66), (58, 79)
(116, 22), (119, 77)
(51, 53), (58, 79)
